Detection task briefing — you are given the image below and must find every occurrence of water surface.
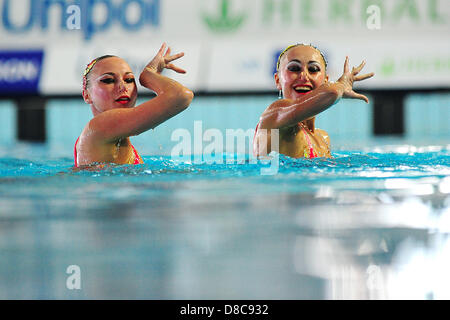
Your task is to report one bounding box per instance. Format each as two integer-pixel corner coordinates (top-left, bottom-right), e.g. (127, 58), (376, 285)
(0, 144), (449, 299)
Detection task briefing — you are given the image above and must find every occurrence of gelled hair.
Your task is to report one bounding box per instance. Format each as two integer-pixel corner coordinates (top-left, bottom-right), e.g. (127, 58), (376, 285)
(276, 44), (328, 72)
(82, 55), (117, 91)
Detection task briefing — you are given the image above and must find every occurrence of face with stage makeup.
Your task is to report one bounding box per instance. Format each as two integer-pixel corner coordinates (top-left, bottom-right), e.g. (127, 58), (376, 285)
(82, 56), (138, 116)
(275, 45), (329, 101)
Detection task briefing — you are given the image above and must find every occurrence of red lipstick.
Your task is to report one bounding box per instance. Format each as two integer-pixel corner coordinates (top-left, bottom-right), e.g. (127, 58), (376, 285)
(115, 95), (131, 105)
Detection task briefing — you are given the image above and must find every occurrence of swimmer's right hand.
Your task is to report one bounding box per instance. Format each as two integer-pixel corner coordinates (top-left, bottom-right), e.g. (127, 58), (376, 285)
(142, 42), (186, 76)
(336, 56), (374, 103)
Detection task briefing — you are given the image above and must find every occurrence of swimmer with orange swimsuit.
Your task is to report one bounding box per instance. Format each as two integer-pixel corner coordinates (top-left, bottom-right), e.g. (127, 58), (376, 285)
(253, 44), (374, 159)
(74, 43), (193, 167)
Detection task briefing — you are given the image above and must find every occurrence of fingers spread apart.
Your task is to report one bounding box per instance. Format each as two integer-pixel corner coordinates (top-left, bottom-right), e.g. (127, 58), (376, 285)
(352, 60), (366, 75)
(165, 52), (184, 63)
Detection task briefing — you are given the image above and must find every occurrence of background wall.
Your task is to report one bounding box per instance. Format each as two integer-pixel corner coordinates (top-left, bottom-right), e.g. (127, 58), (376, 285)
(2, 0), (450, 93)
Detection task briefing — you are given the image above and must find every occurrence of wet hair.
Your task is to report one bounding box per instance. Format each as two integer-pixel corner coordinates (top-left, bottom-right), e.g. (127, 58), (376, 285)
(82, 55), (117, 91)
(276, 44), (328, 72)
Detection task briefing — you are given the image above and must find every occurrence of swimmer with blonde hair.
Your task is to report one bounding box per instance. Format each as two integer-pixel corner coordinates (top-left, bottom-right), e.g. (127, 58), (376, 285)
(75, 43), (193, 167)
(253, 44), (374, 159)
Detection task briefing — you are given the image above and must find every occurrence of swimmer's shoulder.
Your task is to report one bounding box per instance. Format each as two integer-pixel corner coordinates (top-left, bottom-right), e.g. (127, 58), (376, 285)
(79, 115), (120, 147)
(76, 122), (111, 157)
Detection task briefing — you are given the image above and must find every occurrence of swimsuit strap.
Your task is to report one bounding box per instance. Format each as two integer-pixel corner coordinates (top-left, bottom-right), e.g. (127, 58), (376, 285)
(300, 124), (317, 159)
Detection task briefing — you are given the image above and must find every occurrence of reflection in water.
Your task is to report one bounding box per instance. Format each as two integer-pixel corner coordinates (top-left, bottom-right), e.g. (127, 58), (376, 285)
(290, 176), (450, 299)
(0, 147), (449, 299)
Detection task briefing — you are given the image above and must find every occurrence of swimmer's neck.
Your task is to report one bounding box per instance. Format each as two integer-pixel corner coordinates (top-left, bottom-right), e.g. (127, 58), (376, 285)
(90, 105), (101, 117)
(300, 118), (315, 133)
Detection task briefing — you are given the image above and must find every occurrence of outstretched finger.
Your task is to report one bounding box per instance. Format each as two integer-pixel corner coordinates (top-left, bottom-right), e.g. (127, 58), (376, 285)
(343, 56), (349, 74)
(166, 52), (185, 63)
(165, 47), (171, 57)
(166, 63), (186, 74)
(354, 72), (374, 81)
(157, 43), (167, 56)
(348, 91), (369, 103)
(353, 60), (366, 75)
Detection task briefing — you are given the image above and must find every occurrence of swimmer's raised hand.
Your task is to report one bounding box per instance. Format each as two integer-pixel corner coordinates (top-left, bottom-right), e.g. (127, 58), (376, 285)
(142, 42), (187, 75)
(337, 56), (374, 103)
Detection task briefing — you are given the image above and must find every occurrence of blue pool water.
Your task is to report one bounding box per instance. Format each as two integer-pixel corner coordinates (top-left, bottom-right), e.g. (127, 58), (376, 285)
(0, 142), (449, 299)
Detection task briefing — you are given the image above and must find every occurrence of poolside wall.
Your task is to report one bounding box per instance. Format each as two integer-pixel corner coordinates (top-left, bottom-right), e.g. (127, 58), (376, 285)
(1, 92), (449, 157)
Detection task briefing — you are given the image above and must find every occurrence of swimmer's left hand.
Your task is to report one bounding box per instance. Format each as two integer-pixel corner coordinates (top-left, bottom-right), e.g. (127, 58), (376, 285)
(337, 57), (374, 103)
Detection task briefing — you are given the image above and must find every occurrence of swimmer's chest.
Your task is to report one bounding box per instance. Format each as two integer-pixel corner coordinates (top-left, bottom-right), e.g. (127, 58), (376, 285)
(279, 125), (330, 158)
(97, 138), (136, 164)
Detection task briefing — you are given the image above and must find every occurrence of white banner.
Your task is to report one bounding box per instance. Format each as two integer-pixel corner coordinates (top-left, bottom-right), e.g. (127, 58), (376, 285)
(39, 42), (202, 94)
(0, 0), (449, 93)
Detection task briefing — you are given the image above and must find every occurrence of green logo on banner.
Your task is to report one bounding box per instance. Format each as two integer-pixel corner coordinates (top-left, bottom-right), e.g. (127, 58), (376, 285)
(380, 58), (395, 76)
(202, 0), (247, 33)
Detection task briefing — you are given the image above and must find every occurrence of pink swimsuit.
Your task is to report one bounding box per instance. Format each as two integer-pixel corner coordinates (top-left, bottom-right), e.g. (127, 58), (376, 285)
(74, 137), (142, 167)
(299, 125), (318, 159)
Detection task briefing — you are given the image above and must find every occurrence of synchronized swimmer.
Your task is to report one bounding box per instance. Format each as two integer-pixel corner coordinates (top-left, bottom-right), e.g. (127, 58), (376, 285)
(74, 43), (193, 167)
(254, 44), (374, 159)
(75, 43), (373, 167)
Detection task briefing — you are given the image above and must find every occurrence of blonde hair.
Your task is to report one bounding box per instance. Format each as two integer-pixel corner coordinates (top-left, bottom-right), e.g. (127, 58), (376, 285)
(276, 43), (328, 72)
(82, 55), (117, 91)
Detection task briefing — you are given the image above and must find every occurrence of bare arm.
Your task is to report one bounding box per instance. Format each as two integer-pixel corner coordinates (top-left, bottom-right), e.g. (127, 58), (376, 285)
(87, 43), (194, 143)
(259, 82), (344, 130)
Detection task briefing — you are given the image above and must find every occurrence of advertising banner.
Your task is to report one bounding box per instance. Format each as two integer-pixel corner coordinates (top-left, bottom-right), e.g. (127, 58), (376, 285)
(0, 50), (44, 94)
(0, 0), (449, 94)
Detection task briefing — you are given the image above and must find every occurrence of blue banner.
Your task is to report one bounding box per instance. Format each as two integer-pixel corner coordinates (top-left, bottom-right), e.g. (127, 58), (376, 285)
(0, 50), (44, 94)
(1, 0), (160, 41)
